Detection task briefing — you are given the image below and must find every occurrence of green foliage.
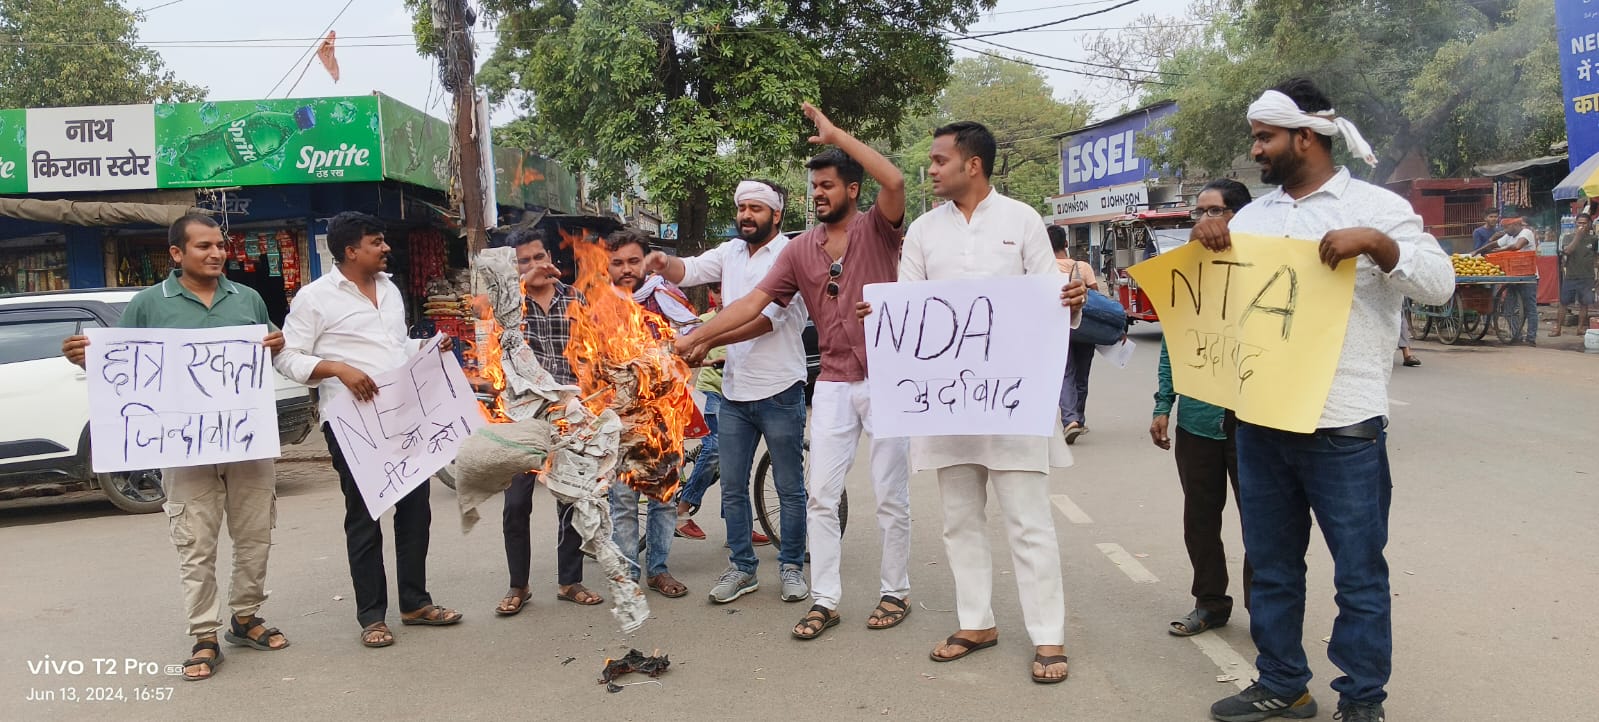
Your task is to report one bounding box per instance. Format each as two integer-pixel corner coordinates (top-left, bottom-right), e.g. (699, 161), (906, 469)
(466, 0), (994, 251)
(0, 0), (205, 108)
(1122, 0), (1561, 180)
(889, 57), (1091, 218)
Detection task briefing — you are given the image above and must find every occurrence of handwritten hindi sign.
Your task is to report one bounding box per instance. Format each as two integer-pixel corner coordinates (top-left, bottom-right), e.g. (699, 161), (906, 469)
(1126, 232), (1356, 433)
(84, 326), (279, 472)
(862, 275), (1070, 438)
(323, 336), (482, 520)
(25, 105), (156, 192)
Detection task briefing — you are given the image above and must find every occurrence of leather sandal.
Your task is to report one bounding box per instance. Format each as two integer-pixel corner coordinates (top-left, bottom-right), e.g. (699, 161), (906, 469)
(1032, 653), (1070, 684)
(929, 633), (997, 662)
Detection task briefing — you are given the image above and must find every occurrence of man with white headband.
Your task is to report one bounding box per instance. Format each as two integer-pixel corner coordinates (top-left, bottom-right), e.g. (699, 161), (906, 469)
(645, 178), (813, 604)
(1194, 78), (1454, 722)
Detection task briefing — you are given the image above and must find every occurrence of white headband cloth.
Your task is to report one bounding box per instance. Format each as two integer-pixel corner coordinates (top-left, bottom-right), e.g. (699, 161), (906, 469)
(734, 180), (784, 212)
(1246, 89), (1378, 168)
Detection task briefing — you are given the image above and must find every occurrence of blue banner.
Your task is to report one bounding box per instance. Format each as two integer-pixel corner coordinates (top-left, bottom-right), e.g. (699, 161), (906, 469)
(1059, 103), (1176, 194)
(1557, 0), (1599, 164)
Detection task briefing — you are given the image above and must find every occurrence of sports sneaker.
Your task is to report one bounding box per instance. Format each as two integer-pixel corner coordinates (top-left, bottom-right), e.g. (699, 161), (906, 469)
(779, 564), (810, 602)
(1063, 422), (1084, 445)
(1211, 682), (1318, 722)
(675, 519), (706, 540)
(751, 530), (772, 546)
(707, 567), (758, 604)
(1333, 701), (1385, 722)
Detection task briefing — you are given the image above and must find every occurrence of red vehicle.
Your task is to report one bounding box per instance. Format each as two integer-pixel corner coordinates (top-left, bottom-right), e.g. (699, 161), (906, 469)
(1099, 207), (1195, 325)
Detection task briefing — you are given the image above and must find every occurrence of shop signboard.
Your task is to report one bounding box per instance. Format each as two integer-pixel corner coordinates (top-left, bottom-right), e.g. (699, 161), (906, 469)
(26, 104), (156, 192)
(155, 97), (384, 187)
(1045, 182), (1149, 225)
(1060, 103), (1176, 195)
(1559, 0), (1599, 166)
(378, 95), (453, 193)
(0, 109), (24, 194)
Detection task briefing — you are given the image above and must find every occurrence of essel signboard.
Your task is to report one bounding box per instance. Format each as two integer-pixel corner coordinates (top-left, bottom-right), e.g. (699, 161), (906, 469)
(1557, 0), (1599, 165)
(1060, 103), (1176, 195)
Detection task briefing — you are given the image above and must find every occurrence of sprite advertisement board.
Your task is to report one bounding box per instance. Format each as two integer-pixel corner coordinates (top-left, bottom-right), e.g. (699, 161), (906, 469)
(154, 97), (383, 187)
(0, 109), (25, 194)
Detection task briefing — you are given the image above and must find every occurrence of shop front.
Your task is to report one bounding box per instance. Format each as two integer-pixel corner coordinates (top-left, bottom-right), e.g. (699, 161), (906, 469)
(1046, 101), (1179, 271)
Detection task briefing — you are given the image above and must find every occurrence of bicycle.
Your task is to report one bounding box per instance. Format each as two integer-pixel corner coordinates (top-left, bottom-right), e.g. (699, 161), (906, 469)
(679, 435), (847, 550)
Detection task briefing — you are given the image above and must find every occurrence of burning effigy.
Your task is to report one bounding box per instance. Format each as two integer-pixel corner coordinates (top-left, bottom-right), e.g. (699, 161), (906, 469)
(450, 233), (698, 634)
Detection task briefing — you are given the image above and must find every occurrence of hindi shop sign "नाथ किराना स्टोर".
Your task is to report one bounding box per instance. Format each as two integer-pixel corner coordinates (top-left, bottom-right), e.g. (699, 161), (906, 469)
(1125, 233), (1356, 433)
(84, 325), (280, 473)
(321, 335), (482, 520)
(862, 275), (1071, 438)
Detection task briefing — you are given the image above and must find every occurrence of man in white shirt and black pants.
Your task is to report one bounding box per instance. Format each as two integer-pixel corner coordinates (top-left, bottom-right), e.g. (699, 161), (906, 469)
(276, 212), (465, 649)
(1196, 79), (1454, 722)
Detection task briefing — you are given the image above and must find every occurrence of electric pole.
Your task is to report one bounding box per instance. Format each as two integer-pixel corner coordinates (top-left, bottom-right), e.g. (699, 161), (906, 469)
(436, 0), (490, 254)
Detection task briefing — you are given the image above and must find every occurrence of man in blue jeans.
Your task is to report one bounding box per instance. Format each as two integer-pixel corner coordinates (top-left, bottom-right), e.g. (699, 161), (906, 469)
(604, 229), (688, 598)
(1193, 79), (1453, 722)
(647, 179), (811, 604)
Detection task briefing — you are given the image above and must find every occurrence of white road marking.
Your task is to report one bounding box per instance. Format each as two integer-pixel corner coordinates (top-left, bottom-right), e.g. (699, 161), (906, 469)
(1051, 494), (1094, 525)
(1095, 543), (1159, 583)
(1188, 631), (1259, 691)
(1389, 398), (1410, 406)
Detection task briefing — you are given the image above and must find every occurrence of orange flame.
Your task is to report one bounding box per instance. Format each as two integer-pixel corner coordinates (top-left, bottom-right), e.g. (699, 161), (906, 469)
(466, 292), (513, 423)
(562, 231), (695, 501)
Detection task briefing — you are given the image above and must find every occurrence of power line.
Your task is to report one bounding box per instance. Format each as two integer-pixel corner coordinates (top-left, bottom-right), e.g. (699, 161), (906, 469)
(962, 0), (1148, 40)
(984, 0), (1131, 17)
(136, 0), (190, 12)
(264, 0), (356, 98)
(941, 26), (1189, 77)
(950, 42), (1175, 86)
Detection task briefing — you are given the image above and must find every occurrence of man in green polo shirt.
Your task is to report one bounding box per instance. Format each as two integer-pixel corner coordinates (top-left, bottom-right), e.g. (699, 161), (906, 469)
(62, 214), (289, 682)
(1151, 338), (1251, 639)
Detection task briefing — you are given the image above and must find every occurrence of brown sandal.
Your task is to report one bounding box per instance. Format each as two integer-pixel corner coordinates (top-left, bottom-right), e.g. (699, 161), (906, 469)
(400, 604), (463, 626)
(867, 595), (910, 630)
(929, 633), (997, 662)
(792, 605), (840, 640)
(556, 584), (603, 605)
(1032, 653), (1070, 684)
(496, 588), (532, 616)
(647, 573), (689, 598)
(360, 622), (394, 648)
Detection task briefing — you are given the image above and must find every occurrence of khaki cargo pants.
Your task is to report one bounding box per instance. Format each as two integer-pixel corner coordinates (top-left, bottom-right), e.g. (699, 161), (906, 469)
(160, 459), (277, 638)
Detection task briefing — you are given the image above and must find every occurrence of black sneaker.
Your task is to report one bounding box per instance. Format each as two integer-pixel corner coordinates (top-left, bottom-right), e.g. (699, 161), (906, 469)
(1211, 682), (1318, 722)
(1333, 701), (1385, 722)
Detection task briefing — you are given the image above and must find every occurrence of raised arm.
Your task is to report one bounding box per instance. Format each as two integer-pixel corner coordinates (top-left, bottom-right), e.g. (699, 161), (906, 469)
(804, 102), (905, 225)
(672, 288), (775, 364)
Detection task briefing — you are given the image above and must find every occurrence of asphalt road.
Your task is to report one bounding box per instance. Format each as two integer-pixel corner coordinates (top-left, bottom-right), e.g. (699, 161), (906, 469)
(2, 325), (1594, 721)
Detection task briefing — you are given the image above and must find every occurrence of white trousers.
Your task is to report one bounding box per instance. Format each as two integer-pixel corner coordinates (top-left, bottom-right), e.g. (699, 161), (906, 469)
(807, 380), (911, 610)
(936, 464), (1066, 646)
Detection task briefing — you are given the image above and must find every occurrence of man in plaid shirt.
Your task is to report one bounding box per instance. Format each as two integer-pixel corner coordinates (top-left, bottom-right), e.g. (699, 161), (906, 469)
(493, 227), (605, 616)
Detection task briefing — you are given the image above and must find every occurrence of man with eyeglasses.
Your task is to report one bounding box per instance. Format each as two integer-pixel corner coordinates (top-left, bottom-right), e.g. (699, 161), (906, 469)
(679, 102), (914, 641)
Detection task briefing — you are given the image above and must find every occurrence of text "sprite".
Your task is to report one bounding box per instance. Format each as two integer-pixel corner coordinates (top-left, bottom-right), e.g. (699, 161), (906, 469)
(297, 143), (371, 175)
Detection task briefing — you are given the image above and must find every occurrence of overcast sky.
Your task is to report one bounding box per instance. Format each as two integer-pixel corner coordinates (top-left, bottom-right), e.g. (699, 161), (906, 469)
(132, 0), (1192, 126)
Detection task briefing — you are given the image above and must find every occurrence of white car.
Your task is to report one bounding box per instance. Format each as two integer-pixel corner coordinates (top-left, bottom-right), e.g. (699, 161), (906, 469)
(0, 288), (315, 513)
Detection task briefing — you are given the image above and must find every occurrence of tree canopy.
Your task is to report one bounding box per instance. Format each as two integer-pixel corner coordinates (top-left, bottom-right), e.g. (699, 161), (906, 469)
(1091, 0), (1561, 181)
(0, 0), (205, 109)
(425, 0), (996, 252)
(892, 56), (1092, 220)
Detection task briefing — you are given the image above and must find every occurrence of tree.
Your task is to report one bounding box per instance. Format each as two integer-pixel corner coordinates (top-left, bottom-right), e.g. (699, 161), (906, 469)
(0, 0), (205, 109)
(1094, 0), (1559, 180)
(893, 56), (1092, 219)
(424, 0), (994, 253)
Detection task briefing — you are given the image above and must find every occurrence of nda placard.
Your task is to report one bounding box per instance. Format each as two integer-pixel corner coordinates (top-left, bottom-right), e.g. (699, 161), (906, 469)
(863, 275), (1071, 438)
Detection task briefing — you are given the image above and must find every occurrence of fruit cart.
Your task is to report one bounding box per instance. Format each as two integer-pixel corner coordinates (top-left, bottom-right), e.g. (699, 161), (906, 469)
(1405, 251), (1537, 345)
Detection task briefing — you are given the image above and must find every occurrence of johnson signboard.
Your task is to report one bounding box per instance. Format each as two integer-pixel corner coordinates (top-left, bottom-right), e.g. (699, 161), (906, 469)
(1059, 101), (1176, 195)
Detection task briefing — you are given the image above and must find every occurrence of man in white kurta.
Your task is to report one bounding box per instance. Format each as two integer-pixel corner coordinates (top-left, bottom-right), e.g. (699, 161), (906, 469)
(899, 121), (1084, 684)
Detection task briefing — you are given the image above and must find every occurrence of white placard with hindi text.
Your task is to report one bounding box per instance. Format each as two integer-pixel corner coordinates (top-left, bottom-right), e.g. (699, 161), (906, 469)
(862, 276), (1071, 438)
(322, 336), (482, 520)
(85, 325), (279, 472)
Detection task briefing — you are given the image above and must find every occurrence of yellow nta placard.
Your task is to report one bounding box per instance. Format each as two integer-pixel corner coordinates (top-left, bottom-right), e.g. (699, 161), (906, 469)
(1126, 233), (1357, 433)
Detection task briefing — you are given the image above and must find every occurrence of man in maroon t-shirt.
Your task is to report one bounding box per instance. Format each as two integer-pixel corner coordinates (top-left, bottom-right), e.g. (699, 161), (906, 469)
(678, 102), (913, 641)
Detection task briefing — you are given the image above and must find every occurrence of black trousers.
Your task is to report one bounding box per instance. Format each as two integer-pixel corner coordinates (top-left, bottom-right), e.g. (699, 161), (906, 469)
(325, 426), (434, 628)
(503, 472), (583, 588)
(1174, 418), (1252, 617)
